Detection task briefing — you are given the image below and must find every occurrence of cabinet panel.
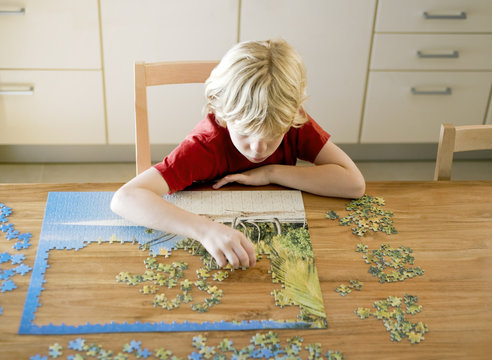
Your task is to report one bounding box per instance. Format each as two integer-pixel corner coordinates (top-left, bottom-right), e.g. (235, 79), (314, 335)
(361, 72), (492, 143)
(0, 0), (100, 69)
(0, 70), (105, 144)
(376, 0), (492, 33)
(371, 34), (492, 70)
(240, 0), (376, 143)
(101, 0), (239, 145)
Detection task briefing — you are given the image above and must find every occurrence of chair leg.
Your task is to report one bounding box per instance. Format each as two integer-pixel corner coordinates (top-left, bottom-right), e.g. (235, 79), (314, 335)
(434, 124), (456, 181)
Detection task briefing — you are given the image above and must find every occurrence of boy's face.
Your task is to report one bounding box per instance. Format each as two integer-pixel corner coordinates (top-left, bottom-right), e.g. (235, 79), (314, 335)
(228, 126), (284, 163)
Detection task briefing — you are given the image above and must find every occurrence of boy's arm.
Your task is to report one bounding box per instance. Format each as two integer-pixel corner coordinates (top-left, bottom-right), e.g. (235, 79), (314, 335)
(213, 141), (366, 199)
(110, 167), (256, 268)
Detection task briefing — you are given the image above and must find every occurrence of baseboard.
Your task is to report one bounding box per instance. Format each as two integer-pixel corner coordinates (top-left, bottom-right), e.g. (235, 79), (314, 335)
(0, 144), (491, 163)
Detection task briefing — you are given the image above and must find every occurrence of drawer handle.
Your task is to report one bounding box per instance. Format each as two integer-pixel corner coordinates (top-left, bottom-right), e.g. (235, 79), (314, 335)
(0, 87), (34, 95)
(423, 11), (467, 20)
(411, 87), (452, 95)
(0, 8), (25, 15)
(417, 50), (459, 59)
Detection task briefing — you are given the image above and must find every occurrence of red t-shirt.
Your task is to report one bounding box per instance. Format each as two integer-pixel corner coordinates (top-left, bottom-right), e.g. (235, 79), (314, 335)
(154, 113), (330, 193)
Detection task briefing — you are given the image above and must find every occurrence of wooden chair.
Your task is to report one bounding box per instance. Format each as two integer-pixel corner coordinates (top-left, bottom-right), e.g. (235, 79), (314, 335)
(434, 123), (492, 180)
(134, 60), (219, 175)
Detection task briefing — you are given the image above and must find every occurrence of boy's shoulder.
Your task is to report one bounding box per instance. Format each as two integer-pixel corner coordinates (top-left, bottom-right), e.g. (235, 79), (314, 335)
(187, 113), (226, 142)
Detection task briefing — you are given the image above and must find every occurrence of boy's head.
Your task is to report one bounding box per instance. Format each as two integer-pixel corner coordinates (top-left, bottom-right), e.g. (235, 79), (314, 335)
(205, 39), (308, 139)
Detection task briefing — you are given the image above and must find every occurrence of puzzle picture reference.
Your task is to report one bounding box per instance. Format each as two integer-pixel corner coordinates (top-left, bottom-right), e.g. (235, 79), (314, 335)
(20, 191), (327, 334)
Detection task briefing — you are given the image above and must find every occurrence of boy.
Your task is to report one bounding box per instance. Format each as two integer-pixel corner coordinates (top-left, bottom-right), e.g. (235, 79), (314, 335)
(111, 39), (365, 269)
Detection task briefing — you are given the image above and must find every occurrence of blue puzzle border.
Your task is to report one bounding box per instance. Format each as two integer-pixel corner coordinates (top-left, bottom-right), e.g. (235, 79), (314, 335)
(19, 192), (315, 335)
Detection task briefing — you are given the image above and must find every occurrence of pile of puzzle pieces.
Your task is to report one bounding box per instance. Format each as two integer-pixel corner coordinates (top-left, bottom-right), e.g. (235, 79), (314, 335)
(325, 195), (397, 237)
(355, 294), (428, 344)
(356, 243), (424, 283)
(30, 331), (344, 360)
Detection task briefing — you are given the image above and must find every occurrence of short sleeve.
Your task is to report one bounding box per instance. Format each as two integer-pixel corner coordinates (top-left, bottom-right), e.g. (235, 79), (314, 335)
(154, 137), (220, 194)
(296, 115), (331, 162)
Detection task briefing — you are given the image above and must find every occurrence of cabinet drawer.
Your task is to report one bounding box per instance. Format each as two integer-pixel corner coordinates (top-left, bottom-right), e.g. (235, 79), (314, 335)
(361, 72), (492, 143)
(0, 70), (105, 144)
(371, 34), (492, 70)
(0, 0), (100, 69)
(376, 0), (492, 33)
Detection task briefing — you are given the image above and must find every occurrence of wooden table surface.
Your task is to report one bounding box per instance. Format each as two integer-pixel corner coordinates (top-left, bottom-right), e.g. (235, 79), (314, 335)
(0, 182), (491, 359)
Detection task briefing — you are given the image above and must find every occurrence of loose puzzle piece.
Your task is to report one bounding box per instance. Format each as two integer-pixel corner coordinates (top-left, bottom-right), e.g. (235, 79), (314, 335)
(355, 294), (428, 344)
(31, 332), (344, 360)
(326, 195), (397, 237)
(356, 242), (424, 283)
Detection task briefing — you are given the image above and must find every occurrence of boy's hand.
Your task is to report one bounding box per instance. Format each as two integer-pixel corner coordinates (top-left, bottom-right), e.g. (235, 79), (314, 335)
(199, 221), (257, 268)
(213, 166), (273, 189)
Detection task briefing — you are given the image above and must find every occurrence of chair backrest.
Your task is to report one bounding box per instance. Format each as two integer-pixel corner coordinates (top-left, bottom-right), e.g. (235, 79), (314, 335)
(434, 123), (492, 180)
(134, 60), (219, 175)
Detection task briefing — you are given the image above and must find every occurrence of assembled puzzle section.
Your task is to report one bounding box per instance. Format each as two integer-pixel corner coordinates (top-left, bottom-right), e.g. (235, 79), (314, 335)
(20, 191), (327, 334)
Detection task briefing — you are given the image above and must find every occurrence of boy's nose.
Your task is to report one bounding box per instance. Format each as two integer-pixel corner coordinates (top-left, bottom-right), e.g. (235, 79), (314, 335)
(250, 139), (268, 154)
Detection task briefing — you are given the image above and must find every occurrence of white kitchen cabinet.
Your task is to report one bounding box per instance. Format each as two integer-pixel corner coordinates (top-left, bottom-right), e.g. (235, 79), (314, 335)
(360, 72), (492, 143)
(239, 0), (376, 143)
(361, 0), (492, 143)
(101, 0), (239, 145)
(0, 0), (101, 69)
(0, 0), (104, 145)
(0, 70), (105, 144)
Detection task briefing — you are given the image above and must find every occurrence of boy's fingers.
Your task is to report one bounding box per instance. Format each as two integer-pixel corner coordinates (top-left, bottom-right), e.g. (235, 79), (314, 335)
(212, 176), (230, 189)
(213, 174), (243, 189)
(233, 244), (252, 268)
(242, 239), (257, 267)
(207, 247), (227, 268)
(223, 249), (240, 268)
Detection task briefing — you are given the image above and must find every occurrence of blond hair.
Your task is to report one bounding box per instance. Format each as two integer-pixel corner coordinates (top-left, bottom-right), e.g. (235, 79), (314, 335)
(205, 39), (308, 138)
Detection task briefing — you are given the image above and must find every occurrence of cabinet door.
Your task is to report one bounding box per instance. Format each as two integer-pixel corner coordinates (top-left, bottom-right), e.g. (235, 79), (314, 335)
(240, 0), (376, 143)
(0, 0), (100, 69)
(0, 70), (105, 144)
(361, 72), (492, 143)
(101, 0), (239, 145)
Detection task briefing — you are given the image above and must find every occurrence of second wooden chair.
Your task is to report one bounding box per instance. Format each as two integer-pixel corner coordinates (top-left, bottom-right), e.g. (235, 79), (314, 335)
(434, 123), (492, 180)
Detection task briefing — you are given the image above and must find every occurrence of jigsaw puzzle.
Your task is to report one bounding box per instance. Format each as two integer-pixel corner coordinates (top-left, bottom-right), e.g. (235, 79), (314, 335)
(20, 191), (327, 334)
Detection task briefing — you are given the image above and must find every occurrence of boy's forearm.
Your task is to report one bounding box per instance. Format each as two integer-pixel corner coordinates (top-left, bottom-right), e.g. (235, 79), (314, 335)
(111, 185), (257, 268)
(111, 187), (213, 240)
(267, 164), (365, 199)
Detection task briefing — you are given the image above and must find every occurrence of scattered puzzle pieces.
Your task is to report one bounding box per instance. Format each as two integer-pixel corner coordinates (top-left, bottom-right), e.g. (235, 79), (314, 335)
(327, 195), (397, 237)
(32, 332), (344, 359)
(116, 255), (232, 313)
(0, 202), (34, 315)
(355, 294), (428, 344)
